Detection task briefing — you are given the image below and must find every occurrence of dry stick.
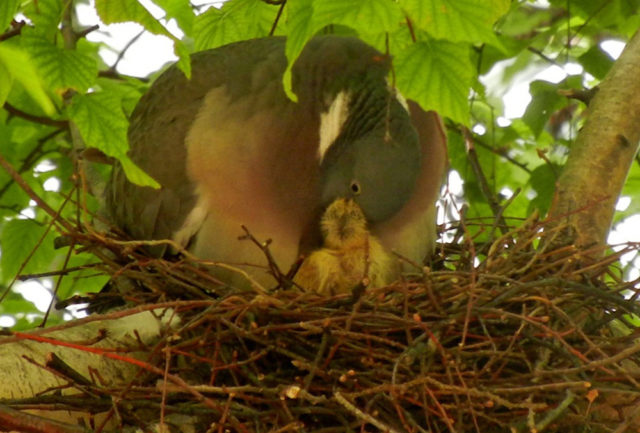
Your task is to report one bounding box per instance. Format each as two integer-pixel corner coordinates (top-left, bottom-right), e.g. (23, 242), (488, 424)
(22, 354), (100, 399)
(160, 344), (171, 430)
(333, 391), (402, 433)
(549, 302), (640, 387)
(45, 352), (93, 386)
(488, 187), (522, 241)
(348, 374), (547, 411)
(535, 390), (575, 432)
(40, 238), (75, 327)
(612, 402), (640, 433)
(0, 403), (85, 433)
(302, 330), (329, 394)
(94, 234), (269, 295)
(12, 329), (248, 430)
(239, 225), (287, 286)
(18, 263), (103, 281)
(0, 301), (213, 345)
(480, 307), (617, 376)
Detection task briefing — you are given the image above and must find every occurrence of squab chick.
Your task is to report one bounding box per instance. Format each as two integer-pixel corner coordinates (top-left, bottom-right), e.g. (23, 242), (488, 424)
(294, 198), (395, 295)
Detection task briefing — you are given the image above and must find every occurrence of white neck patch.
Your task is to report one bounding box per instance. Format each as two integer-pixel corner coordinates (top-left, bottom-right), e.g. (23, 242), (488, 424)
(318, 91), (351, 162)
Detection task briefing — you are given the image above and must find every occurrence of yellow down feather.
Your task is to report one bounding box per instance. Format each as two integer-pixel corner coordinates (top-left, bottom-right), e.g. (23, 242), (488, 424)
(294, 198), (395, 295)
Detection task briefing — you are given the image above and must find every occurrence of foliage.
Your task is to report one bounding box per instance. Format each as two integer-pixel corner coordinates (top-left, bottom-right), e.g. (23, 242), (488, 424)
(0, 0), (638, 324)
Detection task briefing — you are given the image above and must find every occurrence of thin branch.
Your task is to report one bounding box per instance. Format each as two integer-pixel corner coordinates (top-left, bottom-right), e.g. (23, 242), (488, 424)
(3, 103), (67, 128)
(109, 29), (146, 74)
(238, 225), (288, 287)
(558, 87), (599, 106)
(0, 20), (26, 42)
(17, 263), (102, 281)
(269, 0), (286, 36)
(0, 128), (65, 201)
(76, 24), (99, 39)
(333, 391), (403, 433)
(461, 127), (509, 235)
(0, 154), (75, 233)
(473, 135), (532, 174)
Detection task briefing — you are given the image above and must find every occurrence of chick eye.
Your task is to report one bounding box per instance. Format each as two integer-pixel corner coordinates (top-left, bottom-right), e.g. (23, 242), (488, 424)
(350, 180), (361, 195)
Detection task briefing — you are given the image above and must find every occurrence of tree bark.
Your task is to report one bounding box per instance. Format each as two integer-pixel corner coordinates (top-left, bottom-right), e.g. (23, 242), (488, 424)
(548, 30), (640, 248)
(0, 308), (179, 431)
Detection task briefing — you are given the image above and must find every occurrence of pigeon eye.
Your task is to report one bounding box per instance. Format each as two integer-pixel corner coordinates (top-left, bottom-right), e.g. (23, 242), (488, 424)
(350, 180), (361, 195)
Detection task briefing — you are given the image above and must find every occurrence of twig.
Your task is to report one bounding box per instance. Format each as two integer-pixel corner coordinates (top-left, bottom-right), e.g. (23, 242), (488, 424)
(472, 135), (531, 174)
(269, 0), (286, 36)
(109, 29), (146, 74)
(3, 103), (67, 128)
(239, 225), (288, 287)
(40, 235), (75, 327)
(17, 263), (102, 281)
(535, 390), (575, 432)
(0, 158), (76, 303)
(76, 24), (99, 39)
(558, 87), (599, 106)
(0, 20), (26, 41)
(461, 126), (509, 236)
(333, 391), (402, 433)
(0, 403), (86, 433)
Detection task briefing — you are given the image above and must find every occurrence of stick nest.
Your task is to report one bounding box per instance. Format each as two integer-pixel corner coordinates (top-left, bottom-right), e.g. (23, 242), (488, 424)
(29, 217), (640, 431)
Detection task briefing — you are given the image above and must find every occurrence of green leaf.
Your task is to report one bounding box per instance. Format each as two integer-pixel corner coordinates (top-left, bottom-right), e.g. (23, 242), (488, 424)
(21, 32), (98, 94)
(566, 0), (640, 33)
(0, 219), (56, 282)
(68, 92), (160, 188)
(68, 92), (129, 157)
(400, 0), (509, 44)
(0, 0), (20, 33)
(23, 0), (62, 37)
(578, 45), (614, 81)
(0, 60), (11, 106)
(0, 42), (55, 114)
(527, 164), (558, 215)
(95, 0), (191, 77)
(57, 253), (110, 298)
(95, 77), (146, 116)
(283, 0), (315, 101)
(194, 6), (243, 50)
(119, 155), (161, 188)
(522, 80), (564, 138)
(194, 0), (278, 51)
(312, 0), (402, 34)
(395, 40), (472, 125)
(95, 0), (168, 35)
(0, 297), (39, 318)
(283, 0), (404, 101)
(522, 76), (582, 138)
(152, 0), (196, 35)
(173, 40), (191, 78)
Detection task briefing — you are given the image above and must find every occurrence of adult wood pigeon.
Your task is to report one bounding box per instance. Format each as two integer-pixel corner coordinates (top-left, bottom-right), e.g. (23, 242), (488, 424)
(106, 36), (447, 289)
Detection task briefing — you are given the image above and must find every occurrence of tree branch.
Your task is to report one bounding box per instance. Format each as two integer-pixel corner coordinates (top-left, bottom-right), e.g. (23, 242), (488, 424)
(547, 30), (640, 249)
(3, 103), (67, 128)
